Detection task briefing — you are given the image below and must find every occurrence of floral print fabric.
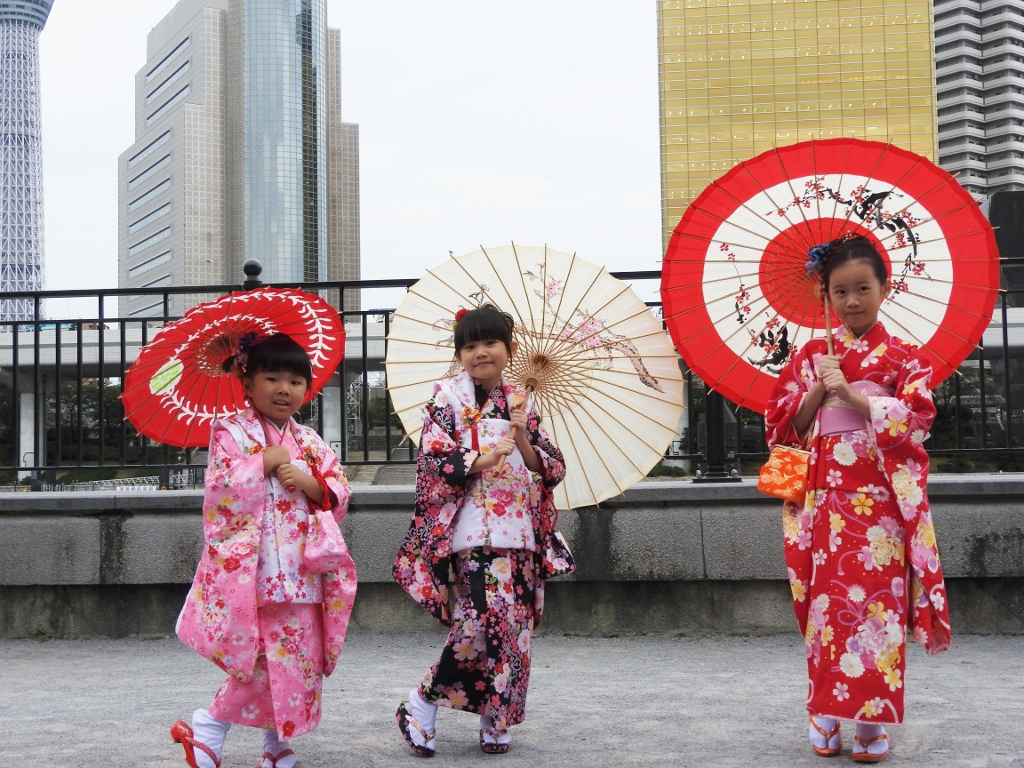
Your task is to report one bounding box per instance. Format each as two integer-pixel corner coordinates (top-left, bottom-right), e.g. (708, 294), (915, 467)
(449, 379), (539, 552)
(421, 548), (536, 731)
(393, 372), (566, 627)
(209, 602), (324, 739)
(765, 322), (951, 724)
(176, 408), (358, 736)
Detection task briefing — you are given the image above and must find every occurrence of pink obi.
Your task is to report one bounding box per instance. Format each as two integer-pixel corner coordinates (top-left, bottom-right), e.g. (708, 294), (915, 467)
(820, 380), (893, 435)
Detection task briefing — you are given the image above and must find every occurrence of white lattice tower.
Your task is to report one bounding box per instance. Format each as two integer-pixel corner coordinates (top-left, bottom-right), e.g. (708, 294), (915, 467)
(0, 1), (53, 325)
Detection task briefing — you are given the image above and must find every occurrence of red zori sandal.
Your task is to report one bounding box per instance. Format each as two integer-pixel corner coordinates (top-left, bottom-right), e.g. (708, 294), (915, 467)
(853, 732), (889, 763)
(809, 716), (841, 757)
(260, 749), (295, 768)
(170, 721), (221, 768)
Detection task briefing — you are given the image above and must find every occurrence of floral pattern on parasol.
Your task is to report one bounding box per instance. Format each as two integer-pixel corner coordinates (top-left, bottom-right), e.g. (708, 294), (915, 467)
(386, 245), (684, 510)
(661, 138), (1000, 413)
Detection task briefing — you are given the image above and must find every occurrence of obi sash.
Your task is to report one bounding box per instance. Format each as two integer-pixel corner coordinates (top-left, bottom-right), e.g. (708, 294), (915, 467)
(820, 380), (893, 435)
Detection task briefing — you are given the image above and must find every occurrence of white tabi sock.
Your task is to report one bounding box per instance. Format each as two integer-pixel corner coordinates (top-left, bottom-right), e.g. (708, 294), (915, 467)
(407, 688), (437, 748)
(261, 728), (296, 768)
(480, 714), (511, 746)
(854, 723), (889, 757)
(191, 708), (231, 768)
(809, 716), (840, 752)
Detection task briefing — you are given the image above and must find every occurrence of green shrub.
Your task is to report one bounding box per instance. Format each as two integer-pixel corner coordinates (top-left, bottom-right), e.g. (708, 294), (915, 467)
(647, 463), (688, 478)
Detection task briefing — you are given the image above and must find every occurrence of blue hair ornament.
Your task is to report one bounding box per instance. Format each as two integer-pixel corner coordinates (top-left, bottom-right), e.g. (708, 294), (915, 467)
(805, 243), (834, 276)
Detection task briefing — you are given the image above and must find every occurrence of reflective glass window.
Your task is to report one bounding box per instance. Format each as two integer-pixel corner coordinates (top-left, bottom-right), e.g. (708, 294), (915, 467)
(128, 155), (171, 190)
(127, 227), (171, 257)
(146, 37), (190, 83)
(127, 131), (171, 169)
(128, 250), (172, 278)
(128, 203), (172, 234)
(146, 61), (191, 105)
(128, 179), (172, 213)
(146, 85), (191, 126)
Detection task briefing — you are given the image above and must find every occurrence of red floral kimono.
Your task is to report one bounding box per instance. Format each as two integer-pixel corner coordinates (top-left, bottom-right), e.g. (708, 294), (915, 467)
(765, 322), (951, 724)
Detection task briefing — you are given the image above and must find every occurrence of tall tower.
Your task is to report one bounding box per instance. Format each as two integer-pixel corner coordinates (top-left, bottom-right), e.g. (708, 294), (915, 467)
(657, 0), (938, 248)
(935, 0), (1024, 200)
(118, 0), (360, 318)
(0, 0), (53, 324)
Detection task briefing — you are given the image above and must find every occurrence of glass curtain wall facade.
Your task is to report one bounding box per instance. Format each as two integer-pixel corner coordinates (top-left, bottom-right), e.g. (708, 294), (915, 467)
(243, 0), (327, 284)
(657, 0), (938, 246)
(0, 0), (53, 324)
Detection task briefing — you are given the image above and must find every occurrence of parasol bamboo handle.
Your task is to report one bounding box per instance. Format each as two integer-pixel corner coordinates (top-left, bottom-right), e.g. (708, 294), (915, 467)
(823, 292), (834, 356)
(496, 381), (536, 471)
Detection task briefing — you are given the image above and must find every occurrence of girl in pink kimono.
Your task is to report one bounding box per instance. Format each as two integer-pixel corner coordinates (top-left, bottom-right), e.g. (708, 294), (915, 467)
(393, 304), (568, 756)
(765, 236), (951, 764)
(170, 334), (357, 768)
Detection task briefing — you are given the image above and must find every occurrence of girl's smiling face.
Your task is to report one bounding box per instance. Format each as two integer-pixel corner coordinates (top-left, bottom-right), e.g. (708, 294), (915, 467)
(826, 259), (891, 337)
(243, 370), (308, 427)
(458, 338), (517, 391)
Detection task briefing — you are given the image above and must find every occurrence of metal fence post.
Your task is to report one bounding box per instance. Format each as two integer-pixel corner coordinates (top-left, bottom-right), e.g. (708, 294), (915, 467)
(242, 260), (263, 290)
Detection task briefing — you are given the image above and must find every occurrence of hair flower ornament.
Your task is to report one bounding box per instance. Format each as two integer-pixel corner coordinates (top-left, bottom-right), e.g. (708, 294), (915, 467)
(451, 308), (469, 334)
(222, 330), (266, 376)
(805, 243), (834, 277)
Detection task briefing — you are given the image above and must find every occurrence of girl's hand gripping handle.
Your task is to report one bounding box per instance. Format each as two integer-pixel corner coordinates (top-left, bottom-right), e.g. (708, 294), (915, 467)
(496, 403), (529, 471)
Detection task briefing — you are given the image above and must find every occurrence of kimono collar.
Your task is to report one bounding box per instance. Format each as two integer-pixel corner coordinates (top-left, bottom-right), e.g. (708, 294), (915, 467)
(231, 406), (298, 448)
(440, 370), (529, 418)
(834, 320), (888, 352)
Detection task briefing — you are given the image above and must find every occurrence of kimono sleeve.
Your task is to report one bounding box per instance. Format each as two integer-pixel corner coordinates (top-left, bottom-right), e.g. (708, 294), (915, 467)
(316, 438), (357, 676)
(418, 392), (478, 488)
(176, 421), (263, 682)
(307, 431), (351, 524)
(525, 405), (565, 491)
(765, 341), (824, 448)
(203, 422), (265, 548)
(392, 391), (469, 626)
(866, 346), (951, 654)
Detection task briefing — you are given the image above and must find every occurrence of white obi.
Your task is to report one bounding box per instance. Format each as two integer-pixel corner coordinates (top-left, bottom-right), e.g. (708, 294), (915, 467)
(444, 377), (538, 553)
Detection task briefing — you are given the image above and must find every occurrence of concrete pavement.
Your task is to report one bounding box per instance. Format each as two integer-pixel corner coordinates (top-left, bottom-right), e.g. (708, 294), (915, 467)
(3, 632), (1022, 767)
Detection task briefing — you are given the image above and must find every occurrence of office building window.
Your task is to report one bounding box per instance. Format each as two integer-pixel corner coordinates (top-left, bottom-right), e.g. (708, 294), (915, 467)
(128, 179), (172, 212)
(146, 37), (190, 83)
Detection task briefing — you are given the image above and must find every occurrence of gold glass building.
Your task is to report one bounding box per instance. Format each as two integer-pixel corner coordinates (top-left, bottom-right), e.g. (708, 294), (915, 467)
(657, 0), (938, 246)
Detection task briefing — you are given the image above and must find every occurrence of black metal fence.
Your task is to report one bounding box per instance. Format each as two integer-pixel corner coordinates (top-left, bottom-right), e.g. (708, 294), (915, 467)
(0, 270), (1021, 489)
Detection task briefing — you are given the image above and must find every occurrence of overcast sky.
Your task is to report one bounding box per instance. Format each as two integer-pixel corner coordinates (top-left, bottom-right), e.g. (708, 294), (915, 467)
(36, 1), (662, 314)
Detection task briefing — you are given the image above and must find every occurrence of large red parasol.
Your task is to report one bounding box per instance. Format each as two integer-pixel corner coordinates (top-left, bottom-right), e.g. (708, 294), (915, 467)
(122, 287), (344, 448)
(660, 137), (1000, 413)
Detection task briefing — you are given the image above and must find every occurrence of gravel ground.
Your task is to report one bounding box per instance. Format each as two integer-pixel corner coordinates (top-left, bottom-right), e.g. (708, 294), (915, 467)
(3, 632), (1022, 767)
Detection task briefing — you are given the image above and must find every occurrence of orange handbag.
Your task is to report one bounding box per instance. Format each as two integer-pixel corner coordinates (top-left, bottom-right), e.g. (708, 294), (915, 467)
(757, 444), (811, 503)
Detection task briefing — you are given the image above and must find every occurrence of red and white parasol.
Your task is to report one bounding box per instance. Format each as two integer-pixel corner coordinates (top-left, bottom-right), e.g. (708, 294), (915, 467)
(122, 287), (344, 448)
(660, 138), (1001, 413)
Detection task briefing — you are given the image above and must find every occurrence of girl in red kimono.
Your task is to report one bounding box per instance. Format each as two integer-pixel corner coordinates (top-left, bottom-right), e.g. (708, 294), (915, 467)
(170, 334), (357, 768)
(393, 304), (568, 756)
(765, 236), (951, 763)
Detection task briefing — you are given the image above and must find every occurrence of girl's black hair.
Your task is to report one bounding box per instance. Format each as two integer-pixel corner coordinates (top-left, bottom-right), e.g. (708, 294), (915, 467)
(241, 334), (312, 383)
(822, 234), (889, 291)
(453, 303), (516, 354)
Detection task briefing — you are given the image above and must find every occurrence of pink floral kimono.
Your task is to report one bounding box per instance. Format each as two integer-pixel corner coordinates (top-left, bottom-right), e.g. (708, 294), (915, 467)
(393, 371), (567, 730)
(765, 321), (951, 725)
(176, 407), (357, 739)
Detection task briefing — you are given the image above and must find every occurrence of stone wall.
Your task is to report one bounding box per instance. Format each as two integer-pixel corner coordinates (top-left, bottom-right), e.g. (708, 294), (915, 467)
(1, 476), (1022, 638)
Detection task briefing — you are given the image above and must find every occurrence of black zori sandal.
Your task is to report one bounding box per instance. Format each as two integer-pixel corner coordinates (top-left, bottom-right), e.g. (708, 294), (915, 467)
(396, 701), (436, 757)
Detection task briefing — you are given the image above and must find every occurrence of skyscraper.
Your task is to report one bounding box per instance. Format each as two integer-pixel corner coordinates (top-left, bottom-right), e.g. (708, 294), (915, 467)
(935, 0), (1024, 199)
(0, 0), (53, 324)
(657, 0), (937, 246)
(118, 0), (360, 318)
